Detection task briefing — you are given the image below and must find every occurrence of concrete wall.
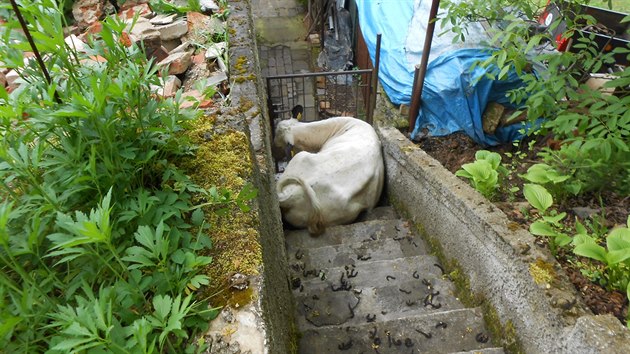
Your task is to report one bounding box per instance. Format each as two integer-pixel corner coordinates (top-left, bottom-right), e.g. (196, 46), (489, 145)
(228, 1), (296, 353)
(374, 99), (630, 353)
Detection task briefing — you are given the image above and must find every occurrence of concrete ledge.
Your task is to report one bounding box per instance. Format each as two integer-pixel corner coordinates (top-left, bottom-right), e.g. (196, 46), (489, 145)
(375, 120), (630, 353)
(208, 1), (295, 353)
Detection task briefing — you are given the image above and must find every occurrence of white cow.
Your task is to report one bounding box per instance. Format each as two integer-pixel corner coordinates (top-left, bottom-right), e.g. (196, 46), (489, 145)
(274, 116), (384, 235)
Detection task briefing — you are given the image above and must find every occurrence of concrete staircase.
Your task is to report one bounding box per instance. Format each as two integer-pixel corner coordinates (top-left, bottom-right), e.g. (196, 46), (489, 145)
(285, 207), (505, 353)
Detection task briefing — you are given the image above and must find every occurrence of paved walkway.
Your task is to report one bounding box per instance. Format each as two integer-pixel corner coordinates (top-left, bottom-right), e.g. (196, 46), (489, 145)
(251, 0), (317, 120)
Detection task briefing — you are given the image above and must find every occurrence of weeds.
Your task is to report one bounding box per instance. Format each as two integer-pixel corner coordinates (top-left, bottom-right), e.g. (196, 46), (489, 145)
(455, 150), (515, 200)
(0, 1), (254, 351)
(444, 0), (630, 325)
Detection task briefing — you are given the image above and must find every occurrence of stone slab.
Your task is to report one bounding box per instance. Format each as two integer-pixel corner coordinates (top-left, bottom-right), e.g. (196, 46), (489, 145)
(293, 255), (445, 293)
(299, 308), (495, 354)
(285, 219), (416, 251)
(295, 278), (463, 330)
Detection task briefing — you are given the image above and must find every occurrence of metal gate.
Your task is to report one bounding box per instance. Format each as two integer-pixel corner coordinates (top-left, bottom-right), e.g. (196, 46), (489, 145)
(265, 34), (381, 172)
(266, 68), (376, 124)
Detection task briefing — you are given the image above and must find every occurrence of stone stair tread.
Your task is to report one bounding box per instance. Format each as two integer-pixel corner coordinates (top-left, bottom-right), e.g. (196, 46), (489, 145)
(291, 255), (446, 293)
(295, 278), (462, 330)
(299, 307), (495, 354)
(450, 348), (505, 354)
(285, 218), (417, 251)
(355, 205), (398, 222)
(287, 235), (429, 270)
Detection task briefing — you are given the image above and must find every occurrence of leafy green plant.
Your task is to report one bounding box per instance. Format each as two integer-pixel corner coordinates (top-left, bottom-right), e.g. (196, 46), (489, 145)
(442, 0), (630, 196)
(150, 0), (202, 15)
(524, 183), (572, 255)
(442, 0), (630, 324)
(0, 2), (252, 352)
(519, 162), (580, 199)
(455, 150), (510, 199)
(573, 216), (630, 326)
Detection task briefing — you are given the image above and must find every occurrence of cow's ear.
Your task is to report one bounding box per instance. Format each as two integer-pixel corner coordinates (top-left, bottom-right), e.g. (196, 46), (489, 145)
(297, 112), (302, 121)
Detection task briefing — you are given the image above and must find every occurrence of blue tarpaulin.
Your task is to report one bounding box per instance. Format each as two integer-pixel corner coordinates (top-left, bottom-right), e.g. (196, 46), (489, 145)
(356, 0), (530, 146)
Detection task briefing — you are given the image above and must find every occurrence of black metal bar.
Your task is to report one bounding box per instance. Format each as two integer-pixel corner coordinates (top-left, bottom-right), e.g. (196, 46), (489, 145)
(355, 76), (360, 118)
(9, 0), (60, 103)
(408, 0), (440, 133)
(367, 33), (382, 125)
(267, 69), (373, 80)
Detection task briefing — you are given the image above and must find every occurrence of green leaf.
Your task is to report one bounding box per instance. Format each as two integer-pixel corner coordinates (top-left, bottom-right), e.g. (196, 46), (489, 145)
(63, 322), (94, 338)
(188, 275), (210, 288)
(574, 242), (608, 263)
(520, 164), (570, 184)
(171, 249), (186, 264)
(543, 212), (566, 225)
(123, 246), (156, 269)
(0, 201), (14, 246)
(191, 208), (204, 226)
(556, 233), (572, 247)
(159, 294), (192, 345)
(573, 233), (594, 247)
(51, 337), (97, 351)
(152, 294), (173, 322)
(607, 227), (630, 252)
(523, 184), (553, 213)
(462, 160), (494, 181)
(606, 249), (630, 265)
(455, 169), (473, 179)
(237, 183), (258, 202)
(0, 316), (21, 339)
(530, 221), (557, 237)
(575, 220), (587, 236)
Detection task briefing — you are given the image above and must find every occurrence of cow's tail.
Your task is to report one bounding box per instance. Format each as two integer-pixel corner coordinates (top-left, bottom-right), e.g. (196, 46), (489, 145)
(279, 176), (325, 235)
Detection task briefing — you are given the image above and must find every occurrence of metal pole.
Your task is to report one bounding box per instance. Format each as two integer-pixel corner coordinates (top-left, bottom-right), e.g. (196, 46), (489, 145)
(9, 0), (60, 103)
(367, 33), (382, 125)
(408, 0), (440, 133)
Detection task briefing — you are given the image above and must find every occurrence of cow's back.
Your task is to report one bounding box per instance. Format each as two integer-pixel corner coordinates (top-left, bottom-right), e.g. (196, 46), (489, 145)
(277, 117), (384, 232)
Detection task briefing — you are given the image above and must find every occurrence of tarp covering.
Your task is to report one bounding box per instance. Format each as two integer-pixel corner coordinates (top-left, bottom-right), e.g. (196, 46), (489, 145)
(409, 49), (530, 145)
(356, 0), (530, 146)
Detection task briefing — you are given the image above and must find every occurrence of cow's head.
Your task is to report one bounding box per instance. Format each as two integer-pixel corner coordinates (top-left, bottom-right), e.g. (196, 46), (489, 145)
(274, 118), (299, 148)
(273, 118), (301, 161)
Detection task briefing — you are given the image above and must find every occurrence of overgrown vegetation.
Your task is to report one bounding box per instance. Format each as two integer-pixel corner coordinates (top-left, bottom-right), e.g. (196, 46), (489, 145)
(0, 0), (254, 351)
(455, 150), (512, 199)
(446, 0), (630, 325)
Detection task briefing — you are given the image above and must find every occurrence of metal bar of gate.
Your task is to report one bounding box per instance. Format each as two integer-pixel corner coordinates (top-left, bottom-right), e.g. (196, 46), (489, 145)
(367, 33), (382, 125)
(266, 69), (373, 80)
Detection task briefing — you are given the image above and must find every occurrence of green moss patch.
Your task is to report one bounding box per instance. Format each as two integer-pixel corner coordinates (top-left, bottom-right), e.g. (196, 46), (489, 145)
(181, 114), (262, 308)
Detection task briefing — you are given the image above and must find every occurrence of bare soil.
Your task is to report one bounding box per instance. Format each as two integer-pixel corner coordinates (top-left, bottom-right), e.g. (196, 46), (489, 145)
(413, 132), (630, 325)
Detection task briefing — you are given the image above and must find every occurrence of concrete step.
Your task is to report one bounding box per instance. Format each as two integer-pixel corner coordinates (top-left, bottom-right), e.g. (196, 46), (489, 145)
(356, 205), (398, 222)
(291, 255), (446, 293)
(287, 235), (429, 271)
(451, 349), (505, 354)
(295, 278), (462, 330)
(298, 307), (496, 354)
(285, 218), (423, 254)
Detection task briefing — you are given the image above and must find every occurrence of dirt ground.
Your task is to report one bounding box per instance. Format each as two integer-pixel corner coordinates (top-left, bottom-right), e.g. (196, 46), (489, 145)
(413, 132), (629, 324)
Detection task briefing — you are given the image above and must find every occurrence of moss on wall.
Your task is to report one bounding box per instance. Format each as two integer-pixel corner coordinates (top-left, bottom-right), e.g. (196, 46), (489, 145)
(180, 114), (262, 308)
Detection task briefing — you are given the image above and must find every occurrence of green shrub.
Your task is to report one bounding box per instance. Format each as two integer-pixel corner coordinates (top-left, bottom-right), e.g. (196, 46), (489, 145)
(0, 2), (252, 352)
(442, 0), (630, 196)
(455, 150), (510, 199)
